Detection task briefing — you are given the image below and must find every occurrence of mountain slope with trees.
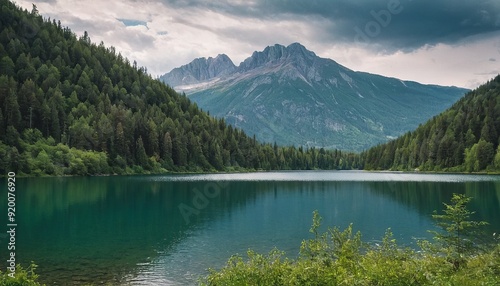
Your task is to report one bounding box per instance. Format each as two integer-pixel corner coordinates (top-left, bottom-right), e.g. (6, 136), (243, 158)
(0, 0), (360, 176)
(162, 43), (467, 151)
(363, 75), (500, 172)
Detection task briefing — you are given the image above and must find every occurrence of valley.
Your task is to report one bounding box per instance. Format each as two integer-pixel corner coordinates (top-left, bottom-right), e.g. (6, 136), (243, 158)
(162, 43), (468, 151)
(1, 1), (500, 285)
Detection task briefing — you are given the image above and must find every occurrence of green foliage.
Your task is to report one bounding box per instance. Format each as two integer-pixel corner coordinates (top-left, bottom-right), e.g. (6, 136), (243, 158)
(204, 249), (292, 286)
(135, 136), (149, 168)
(0, 137), (111, 176)
(363, 75), (500, 172)
(427, 193), (488, 269)
(465, 139), (495, 172)
(361, 230), (420, 285)
(300, 210), (364, 271)
(0, 263), (43, 286)
(201, 195), (497, 285)
(494, 145), (500, 169)
(0, 0), (361, 176)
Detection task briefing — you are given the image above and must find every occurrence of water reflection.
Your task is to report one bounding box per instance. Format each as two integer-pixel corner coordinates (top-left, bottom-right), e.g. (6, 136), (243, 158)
(0, 172), (498, 285)
(368, 180), (500, 232)
(1, 176), (260, 284)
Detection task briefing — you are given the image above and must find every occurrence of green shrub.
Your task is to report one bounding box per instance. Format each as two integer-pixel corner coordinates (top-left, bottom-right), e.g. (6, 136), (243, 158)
(0, 263), (43, 286)
(201, 194), (498, 285)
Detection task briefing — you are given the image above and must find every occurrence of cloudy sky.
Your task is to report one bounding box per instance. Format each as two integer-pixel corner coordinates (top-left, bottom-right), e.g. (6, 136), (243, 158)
(16, 0), (500, 88)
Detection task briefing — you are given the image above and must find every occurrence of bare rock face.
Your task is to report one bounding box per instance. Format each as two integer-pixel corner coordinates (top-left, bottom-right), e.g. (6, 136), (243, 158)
(239, 43), (315, 72)
(160, 54), (236, 87)
(160, 43), (468, 151)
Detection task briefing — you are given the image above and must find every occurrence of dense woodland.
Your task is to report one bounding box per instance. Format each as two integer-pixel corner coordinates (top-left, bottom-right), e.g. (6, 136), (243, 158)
(1, 0), (499, 177)
(363, 75), (500, 172)
(0, 0), (361, 176)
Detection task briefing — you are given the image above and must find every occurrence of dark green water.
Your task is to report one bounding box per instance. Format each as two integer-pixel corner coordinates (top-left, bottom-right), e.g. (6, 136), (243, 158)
(1, 171), (499, 285)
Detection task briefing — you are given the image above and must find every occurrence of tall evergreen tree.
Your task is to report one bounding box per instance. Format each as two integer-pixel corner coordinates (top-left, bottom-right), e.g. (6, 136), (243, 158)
(135, 136), (149, 168)
(161, 132), (173, 168)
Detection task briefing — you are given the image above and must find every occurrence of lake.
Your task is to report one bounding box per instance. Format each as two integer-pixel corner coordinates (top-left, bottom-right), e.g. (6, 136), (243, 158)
(1, 171), (499, 285)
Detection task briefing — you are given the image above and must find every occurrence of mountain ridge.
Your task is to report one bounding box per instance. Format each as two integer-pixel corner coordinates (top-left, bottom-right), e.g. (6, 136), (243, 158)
(161, 43), (468, 151)
(161, 43), (345, 90)
(161, 53), (236, 87)
(0, 1), (361, 176)
(163, 43), (466, 92)
(363, 75), (500, 172)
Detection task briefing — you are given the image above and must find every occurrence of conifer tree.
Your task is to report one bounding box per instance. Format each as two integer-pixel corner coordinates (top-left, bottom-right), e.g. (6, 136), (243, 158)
(429, 194), (488, 270)
(135, 136), (148, 168)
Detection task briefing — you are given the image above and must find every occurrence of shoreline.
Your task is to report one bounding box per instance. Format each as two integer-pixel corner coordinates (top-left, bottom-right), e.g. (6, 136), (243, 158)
(3, 168), (500, 179)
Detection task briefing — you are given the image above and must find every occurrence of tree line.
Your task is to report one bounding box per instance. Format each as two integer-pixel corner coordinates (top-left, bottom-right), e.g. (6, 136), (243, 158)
(362, 75), (500, 172)
(2, 0), (499, 176)
(0, 0), (360, 176)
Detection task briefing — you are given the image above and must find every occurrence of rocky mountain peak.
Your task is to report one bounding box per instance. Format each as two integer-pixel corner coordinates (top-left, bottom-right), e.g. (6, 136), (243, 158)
(160, 54), (236, 87)
(162, 43), (326, 88)
(160, 43), (467, 151)
(210, 54), (234, 67)
(287, 42), (316, 57)
(238, 43), (317, 72)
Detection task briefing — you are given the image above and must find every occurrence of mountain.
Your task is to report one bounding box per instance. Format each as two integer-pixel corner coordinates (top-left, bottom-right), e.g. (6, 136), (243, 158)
(363, 75), (500, 172)
(161, 54), (236, 87)
(161, 43), (468, 151)
(0, 0), (361, 176)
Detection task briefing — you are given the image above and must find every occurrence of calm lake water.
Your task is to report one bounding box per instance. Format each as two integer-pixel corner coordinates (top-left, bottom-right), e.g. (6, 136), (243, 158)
(1, 171), (500, 285)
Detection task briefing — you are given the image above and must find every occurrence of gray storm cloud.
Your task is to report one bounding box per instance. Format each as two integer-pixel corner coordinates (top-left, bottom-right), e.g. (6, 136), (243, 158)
(161, 0), (500, 51)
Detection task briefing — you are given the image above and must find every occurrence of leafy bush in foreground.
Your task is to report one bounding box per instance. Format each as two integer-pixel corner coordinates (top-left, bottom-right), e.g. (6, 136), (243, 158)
(201, 194), (500, 285)
(0, 263), (43, 286)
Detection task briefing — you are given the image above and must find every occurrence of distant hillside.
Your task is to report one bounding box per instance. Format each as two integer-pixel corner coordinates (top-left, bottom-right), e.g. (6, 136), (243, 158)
(161, 43), (468, 151)
(0, 0), (360, 176)
(363, 75), (500, 172)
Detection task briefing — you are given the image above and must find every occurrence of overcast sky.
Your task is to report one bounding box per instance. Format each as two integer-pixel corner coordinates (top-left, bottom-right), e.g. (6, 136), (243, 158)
(16, 0), (500, 88)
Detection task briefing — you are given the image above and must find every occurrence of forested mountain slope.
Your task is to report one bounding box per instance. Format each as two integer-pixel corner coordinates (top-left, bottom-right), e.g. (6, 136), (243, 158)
(162, 43), (467, 151)
(363, 75), (500, 172)
(0, 0), (360, 176)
